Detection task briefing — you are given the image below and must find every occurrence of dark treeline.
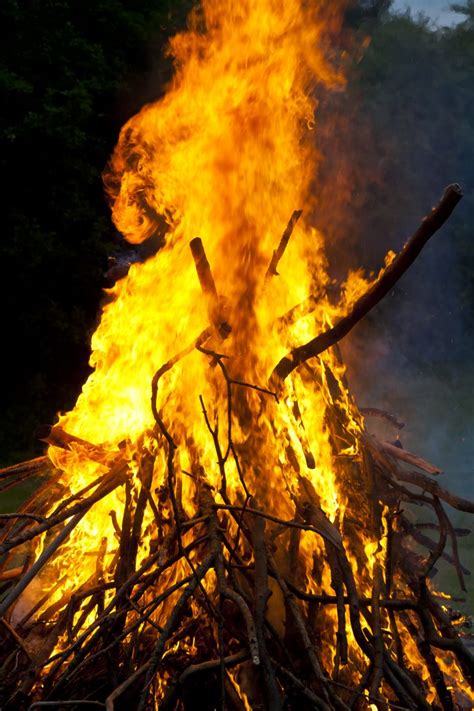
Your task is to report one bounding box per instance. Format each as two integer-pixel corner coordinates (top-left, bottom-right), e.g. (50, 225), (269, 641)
(1, 0), (473, 465)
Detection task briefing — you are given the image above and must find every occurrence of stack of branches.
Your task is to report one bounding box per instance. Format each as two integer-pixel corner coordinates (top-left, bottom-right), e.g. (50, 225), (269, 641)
(0, 185), (472, 711)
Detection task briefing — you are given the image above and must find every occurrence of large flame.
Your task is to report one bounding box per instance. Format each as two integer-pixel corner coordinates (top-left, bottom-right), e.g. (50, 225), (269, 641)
(13, 0), (470, 706)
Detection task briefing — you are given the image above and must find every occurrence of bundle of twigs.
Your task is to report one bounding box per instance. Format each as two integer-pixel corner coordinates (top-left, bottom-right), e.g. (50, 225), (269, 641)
(0, 185), (472, 711)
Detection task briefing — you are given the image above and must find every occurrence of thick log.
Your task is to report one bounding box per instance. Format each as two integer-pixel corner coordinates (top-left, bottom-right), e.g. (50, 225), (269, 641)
(272, 184), (463, 383)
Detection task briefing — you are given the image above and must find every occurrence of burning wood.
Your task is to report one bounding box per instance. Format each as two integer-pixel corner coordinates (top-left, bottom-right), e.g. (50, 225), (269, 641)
(0, 191), (472, 709)
(1, 1), (472, 709)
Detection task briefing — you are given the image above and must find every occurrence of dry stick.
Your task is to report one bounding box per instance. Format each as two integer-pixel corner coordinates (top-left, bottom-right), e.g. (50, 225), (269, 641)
(153, 651), (250, 711)
(55, 539), (210, 691)
(265, 209), (302, 279)
(393, 468), (474, 513)
(401, 612), (454, 711)
(205, 492), (259, 666)
(0, 468), (48, 495)
(218, 528), (299, 696)
(288, 381), (316, 468)
(151, 328), (211, 416)
(377, 498), (450, 711)
(383, 653), (433, 711)
(249, 498), (282, 710)
(340, 675), (416, 711)
(214, 503), (342, 547)
(0, 456), (49, 480)
(50, 468), (116, 519)
(29, 703), (105, 710)
(379, 440), (442, 476)
(136, 554), (215, 711)
(150, 346), (226, 642)
(385, 508), (406, 669)
(360, 408), (405, 430)
(197, 344), (278, 403)
(0, 566), (23, 581)
(0, 510), (86, 618)
(416, 502), (474, 688)
(441, 503), (467, 591)
(267, 553), (332, 711)
(190, 237), (231, 339)
(327, 545), (348, 668)
(277, 294), (320, 328)
(197, 344), (276, 493)
(0, 512), (45, 523)
(272, 184), (463, 383)
(0, 470), (64, 548)
(42, 536), (206, 685)
(59, 573), (196, 687)
(301, 493), (376, 696)
(0, 615), (33, 661)
(369, 562), (384, 699)
(178, 650), (249, 686)
(272, 660), (336, 710)
(199, 393), (229, 498)
(0, 462), (128, 555)
(105, 661), (150, 711)
(284, 584), (420, 611)
(416, 522), (470, 537)
(401, 516), (470, 580)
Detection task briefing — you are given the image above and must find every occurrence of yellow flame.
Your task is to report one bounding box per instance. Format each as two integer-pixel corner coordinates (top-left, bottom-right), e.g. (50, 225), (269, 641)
(13, 1), (468, 705)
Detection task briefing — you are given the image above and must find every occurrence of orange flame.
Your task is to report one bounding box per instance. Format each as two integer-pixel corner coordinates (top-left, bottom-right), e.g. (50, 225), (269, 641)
(12, 1), (471, 706)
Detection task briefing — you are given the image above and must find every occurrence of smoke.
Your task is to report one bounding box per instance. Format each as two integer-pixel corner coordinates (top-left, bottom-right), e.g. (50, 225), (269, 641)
(311, 8), (474, 604)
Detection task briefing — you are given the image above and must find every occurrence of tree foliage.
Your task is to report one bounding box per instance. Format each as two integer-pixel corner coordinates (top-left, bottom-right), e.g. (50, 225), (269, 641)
(0, 0), (193, 463)
(316, 1), (474, 368)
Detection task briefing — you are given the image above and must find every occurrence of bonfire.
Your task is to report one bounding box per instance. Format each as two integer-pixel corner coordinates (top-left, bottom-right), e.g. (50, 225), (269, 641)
(0, 1), (472, 709)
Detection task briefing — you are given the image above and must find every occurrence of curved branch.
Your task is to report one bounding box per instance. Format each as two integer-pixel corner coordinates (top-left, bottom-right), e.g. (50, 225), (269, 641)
(271, 184), (463, 383)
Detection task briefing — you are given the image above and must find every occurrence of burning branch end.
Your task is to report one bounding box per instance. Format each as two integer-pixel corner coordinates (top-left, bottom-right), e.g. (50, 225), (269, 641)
(271, 184), (463, 383)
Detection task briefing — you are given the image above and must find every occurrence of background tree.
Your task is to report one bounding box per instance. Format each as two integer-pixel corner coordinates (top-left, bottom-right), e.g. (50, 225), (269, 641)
(0, 0), (192, 464)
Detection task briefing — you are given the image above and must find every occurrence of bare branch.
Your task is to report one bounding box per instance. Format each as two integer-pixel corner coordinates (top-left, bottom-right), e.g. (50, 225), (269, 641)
(271, 184), (463, 383)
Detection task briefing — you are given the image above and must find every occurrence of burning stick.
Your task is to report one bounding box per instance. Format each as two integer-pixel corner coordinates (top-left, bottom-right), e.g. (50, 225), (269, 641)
(265, 209), (302, 280)
(190, 237), (231, 339)
(0, 186), (472, 710)
(271, 184), (463, 383)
